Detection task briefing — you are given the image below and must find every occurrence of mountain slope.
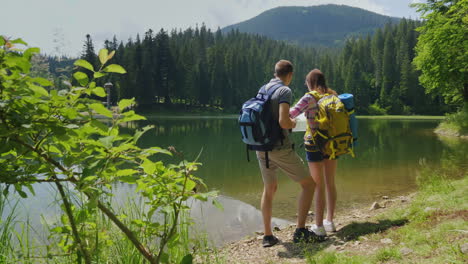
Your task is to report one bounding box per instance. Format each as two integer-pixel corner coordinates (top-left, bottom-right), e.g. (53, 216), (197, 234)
(222, 5), (400, 46)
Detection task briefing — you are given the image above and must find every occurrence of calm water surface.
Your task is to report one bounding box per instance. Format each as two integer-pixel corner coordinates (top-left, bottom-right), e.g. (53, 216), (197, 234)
(6, 117), (467, 244)
(136, 117), (448, 213)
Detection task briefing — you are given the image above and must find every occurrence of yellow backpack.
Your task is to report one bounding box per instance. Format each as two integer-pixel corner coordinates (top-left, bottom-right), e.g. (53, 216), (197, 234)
(307, 91), (355, 159)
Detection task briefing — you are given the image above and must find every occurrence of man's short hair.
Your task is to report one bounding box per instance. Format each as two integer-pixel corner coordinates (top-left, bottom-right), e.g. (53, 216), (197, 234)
(275, 60), (293, 77)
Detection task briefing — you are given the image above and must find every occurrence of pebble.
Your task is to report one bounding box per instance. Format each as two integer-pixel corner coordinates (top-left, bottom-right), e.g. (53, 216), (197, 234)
(273, 226), (281, 231)
(380, 238), (393, 244)
(335, 240), (345, 246)
(354, 241), (361, 246)
(424, 207), (436, 213)
(256, 235), (263, 240)
(382, 195), (389, 199)
(370, 202), (382, 210)
(308, 210), (314, 216)
(461, 243), (468, 254)
(400, 247), (413, 255)
(255, 231), (264, 235)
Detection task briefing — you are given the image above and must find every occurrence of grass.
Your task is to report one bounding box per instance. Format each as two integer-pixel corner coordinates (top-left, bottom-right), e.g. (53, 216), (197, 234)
(435, 105), (468, 136)
(306, 157), (467, 264)
(0, 192), (46, 264)
(0, 192), (16, 263)
(0, 192), (222, 264)
(357, 115), (444, 120)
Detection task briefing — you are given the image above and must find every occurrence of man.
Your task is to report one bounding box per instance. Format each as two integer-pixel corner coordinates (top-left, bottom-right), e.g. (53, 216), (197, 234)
(257, 60), (320, 247)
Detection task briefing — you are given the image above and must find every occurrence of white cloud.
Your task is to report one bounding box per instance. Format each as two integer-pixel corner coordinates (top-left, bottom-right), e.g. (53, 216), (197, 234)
(2, 0), (416, 56)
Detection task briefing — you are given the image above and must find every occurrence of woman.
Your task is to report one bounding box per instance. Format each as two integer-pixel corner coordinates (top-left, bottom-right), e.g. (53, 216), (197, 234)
(289, 69), (338, 237)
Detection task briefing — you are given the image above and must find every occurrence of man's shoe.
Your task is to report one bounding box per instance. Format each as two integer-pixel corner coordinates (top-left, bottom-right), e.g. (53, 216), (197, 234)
(311, 224), (327, 236)
(293, 228), (325, 243)
(324, 220), (336, 232)
(262, 235), (279, 247)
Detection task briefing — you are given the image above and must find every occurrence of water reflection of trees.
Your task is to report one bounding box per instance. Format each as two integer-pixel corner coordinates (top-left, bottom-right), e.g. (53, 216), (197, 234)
(117, 118), (468, 219)
(356, 119), (446, 165)
(436, 135), (468, 175)
(150, 119), (226, 136)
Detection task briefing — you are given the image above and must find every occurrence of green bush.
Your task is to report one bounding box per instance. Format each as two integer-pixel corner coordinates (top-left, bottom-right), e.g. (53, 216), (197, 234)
(0, 36), (216, 264)
(368, 101), (389, 115)
(444, 105), (468, 134)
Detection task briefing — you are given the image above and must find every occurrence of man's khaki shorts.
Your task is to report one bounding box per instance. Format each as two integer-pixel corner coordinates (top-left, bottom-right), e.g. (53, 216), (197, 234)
(256, 148), (309, 184)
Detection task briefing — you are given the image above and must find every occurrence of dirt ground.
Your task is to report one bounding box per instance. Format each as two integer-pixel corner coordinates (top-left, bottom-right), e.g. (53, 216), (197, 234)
(218, 194), (415, 264)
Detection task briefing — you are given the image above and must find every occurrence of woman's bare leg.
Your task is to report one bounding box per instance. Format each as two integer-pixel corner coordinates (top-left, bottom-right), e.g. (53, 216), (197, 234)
(308, 161), (324, 226)
(323, 159), (337, 222)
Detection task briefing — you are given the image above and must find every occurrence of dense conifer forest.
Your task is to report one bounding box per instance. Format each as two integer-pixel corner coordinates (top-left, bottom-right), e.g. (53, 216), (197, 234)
(41, 8), (454, 115)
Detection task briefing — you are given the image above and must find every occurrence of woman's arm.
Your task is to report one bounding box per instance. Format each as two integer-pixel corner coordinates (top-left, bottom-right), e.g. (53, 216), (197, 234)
(289, 94), (315, 119)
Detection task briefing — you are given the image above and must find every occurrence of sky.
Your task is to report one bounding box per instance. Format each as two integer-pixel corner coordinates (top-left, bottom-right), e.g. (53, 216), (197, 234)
(2, 0), (421, 57)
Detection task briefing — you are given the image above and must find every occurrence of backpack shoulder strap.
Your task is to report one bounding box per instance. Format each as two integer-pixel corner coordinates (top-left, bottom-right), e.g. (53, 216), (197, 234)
(258, 83), (284, 100)
(307, 91), (328, 101)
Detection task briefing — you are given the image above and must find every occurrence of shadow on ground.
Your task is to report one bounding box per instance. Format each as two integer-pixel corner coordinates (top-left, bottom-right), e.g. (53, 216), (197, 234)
(336, 218), (408, 241)
(275, 218), (408, 260)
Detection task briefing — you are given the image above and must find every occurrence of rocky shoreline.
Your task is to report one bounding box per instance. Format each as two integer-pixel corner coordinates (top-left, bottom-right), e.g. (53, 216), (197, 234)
(217, 194), (415, 264)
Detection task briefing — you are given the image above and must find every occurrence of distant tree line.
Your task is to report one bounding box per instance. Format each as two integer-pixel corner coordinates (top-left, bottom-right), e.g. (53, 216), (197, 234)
(68, 19), (453, 114)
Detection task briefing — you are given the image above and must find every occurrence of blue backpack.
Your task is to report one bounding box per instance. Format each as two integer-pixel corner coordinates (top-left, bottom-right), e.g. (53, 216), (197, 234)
(239, 83), (283, 168)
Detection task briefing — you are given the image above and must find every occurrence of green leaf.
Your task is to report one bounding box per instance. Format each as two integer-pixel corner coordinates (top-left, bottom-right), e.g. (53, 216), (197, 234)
(116, 169), (138, 176)
(49, 146), (61, 153)
(11, 38), (27, 45)
(180, 254), (193, 264)
(120, 111), (146, 123)
(133, 125), (153, 143)
(185, 179), (196, 192)
(83, 176), (98, 182)
(0, 37), (5, 46)
(74, 59), (94, 72)
(119, 176), (137, 184)
(93, 72), (106, 79)
(64, 124), (79, 129)
(73, 72), (89, 86)
(193, 193), (208, 202)
(28, 84), (49, 97)
(26, 185), (36, 196)
(15, 185), (27, 198)
(24, 47), (40, 59)
(145, 147), (171, 156)
(118, 98), (135, 110)
(212, 199), (224, 211)
(90, 119), (109, 133)
(31, 77), (52, 86)
(107, 50), (115, 61)
(99, 136), (115, 148)
(141, 159), (156, 174)
(92, 87), (106, 97)
(99, 49), (109, 65)
(89, 103), (113, 118)
(103, 64), (126, 74)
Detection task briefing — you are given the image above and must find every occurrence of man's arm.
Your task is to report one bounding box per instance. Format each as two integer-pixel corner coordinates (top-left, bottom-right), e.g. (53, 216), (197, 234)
(279, 103), (296, 129)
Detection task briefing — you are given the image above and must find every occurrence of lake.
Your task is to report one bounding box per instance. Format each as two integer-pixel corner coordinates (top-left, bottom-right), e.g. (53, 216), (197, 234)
(4, 117), (467, 245)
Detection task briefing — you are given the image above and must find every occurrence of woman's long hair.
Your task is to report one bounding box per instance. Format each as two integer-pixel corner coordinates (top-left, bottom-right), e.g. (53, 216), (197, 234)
(306, 69), (337, 95)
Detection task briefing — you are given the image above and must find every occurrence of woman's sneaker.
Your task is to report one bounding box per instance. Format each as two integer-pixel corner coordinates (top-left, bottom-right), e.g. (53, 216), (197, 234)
(311, 224), (327, 236)
(324, 220), (336, 232)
